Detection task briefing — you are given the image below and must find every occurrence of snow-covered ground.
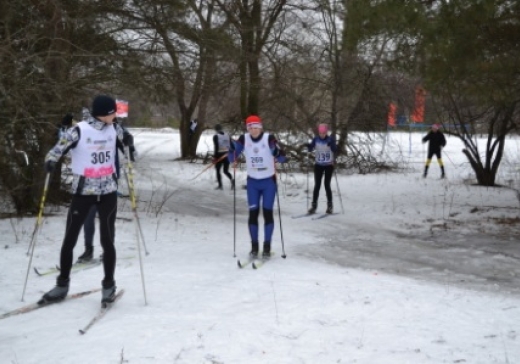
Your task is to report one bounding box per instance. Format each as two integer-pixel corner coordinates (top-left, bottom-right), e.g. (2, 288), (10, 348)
(1, 128), (519, 364)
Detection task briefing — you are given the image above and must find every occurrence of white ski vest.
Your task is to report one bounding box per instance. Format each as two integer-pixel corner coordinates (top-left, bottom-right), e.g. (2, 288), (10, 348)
(70, 121), (117, 178)
(217, 133), (231, 152)
(314, 140), (334, 165)
(244, 133), (275, 179)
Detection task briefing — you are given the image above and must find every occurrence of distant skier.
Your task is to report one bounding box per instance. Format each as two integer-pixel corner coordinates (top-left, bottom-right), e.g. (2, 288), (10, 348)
(213, 124), (234, 190)
(304, 123), (338, 214)
(228, 115), (286, 258)
(189, 118), (198, 140)
(422, 123), (446, 178)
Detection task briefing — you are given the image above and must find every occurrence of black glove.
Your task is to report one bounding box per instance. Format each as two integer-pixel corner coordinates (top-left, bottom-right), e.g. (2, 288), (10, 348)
(61, 113), (74, 127)
(123, 132), (134, 147)
(45, 160), (57, 173)
(129, 146), (137, 162)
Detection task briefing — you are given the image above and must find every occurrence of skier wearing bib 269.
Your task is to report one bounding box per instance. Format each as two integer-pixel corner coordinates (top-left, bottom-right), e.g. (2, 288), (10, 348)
(305, 123), (338, 214)
(213, 124), (235, 190)
(41, 95), (125, 306)
(228, 115), (286, 258)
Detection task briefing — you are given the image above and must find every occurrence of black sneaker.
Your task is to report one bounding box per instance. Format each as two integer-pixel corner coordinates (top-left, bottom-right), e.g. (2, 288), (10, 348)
(77, 248), (93, 263)
(39, 283), (69, 304)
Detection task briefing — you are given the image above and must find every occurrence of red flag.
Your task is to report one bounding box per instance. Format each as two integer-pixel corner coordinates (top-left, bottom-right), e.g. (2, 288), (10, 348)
(116, 100), (129, 118)
(411, 87), (426, 123)
(387, 102), (397, 127)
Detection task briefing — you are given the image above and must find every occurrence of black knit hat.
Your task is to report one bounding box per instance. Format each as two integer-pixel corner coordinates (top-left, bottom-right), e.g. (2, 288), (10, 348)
(215, 124), (222, 132)
(91, 95), (116, 117)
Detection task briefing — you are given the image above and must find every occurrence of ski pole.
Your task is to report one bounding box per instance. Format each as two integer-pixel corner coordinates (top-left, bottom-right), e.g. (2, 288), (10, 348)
(306, 152), (310, 211)
(124, 159), (149, 255)
(232, 152), (237, 257)
(273, 158), (287, 259)
(26, 174), (51, 256)
(123, 154), (148, 305)
(22, 173), (50, 301)
(190, 153), (228, 180)
(275, 181), (287, 259)
(442, 149), (456, 168)
(334, 167), (345, 214)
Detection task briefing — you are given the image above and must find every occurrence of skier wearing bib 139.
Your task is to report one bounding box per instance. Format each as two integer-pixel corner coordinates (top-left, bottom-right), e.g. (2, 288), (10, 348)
(305, 123), (338, 214)
(228, 115), (286, 258)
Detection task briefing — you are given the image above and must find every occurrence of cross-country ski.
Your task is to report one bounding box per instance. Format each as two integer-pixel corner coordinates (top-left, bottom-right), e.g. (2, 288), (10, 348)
(0, 288), (101, 321)
(33, 259), (102, 277)
(79, 289), (125, 335)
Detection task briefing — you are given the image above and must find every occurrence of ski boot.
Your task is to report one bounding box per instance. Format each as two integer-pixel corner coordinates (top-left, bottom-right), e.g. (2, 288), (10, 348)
(215, 185), (223, 190)
(77, 247), (93, 263)
(308, 201), (317, 214)
(249, 241), (259, 258)
(101, 280), (117, 306)
(326, 202), (333, 214)
(39, 279), (69, 304)
(262, 242), (271, 258)
(423, 166), (429, 178)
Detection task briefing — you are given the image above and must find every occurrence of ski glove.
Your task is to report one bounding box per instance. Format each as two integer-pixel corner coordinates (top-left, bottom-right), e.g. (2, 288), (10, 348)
(45, 160), (57, 173)
(130, 147), (138, 162)
(61, 113), (74, 127)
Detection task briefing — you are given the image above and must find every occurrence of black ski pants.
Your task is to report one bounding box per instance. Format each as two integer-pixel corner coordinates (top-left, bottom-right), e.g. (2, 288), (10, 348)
(57, 192), (117, 287)
(215, 155), (232, 187)
(312, 164), (334, 204)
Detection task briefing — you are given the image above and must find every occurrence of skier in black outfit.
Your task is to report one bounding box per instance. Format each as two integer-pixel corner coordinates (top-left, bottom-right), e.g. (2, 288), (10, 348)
(304, 123), (338, 214)
(422, 123), (447, 178)
(41, 95), (126, 305)
(213, 124), (234, 190)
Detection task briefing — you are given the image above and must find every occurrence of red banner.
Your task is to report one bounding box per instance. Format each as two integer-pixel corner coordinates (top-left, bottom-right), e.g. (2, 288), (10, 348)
(387, 102), (397, 127)
(116, 100), (129, 118)
(411, 87), (426, 123)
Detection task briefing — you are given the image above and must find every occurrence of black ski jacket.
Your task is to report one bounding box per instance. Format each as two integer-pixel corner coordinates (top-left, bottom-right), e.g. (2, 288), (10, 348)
(422, 131), (446, 153)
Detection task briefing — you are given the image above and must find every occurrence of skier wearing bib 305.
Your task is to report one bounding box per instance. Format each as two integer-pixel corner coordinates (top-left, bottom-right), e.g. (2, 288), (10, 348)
(228, 115), (286, 258)
(40, 95), (125, 305)
(305, 123), (338, 214)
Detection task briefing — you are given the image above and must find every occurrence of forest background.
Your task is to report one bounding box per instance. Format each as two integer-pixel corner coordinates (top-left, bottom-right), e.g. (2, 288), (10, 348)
(1, 0), (519, 214)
